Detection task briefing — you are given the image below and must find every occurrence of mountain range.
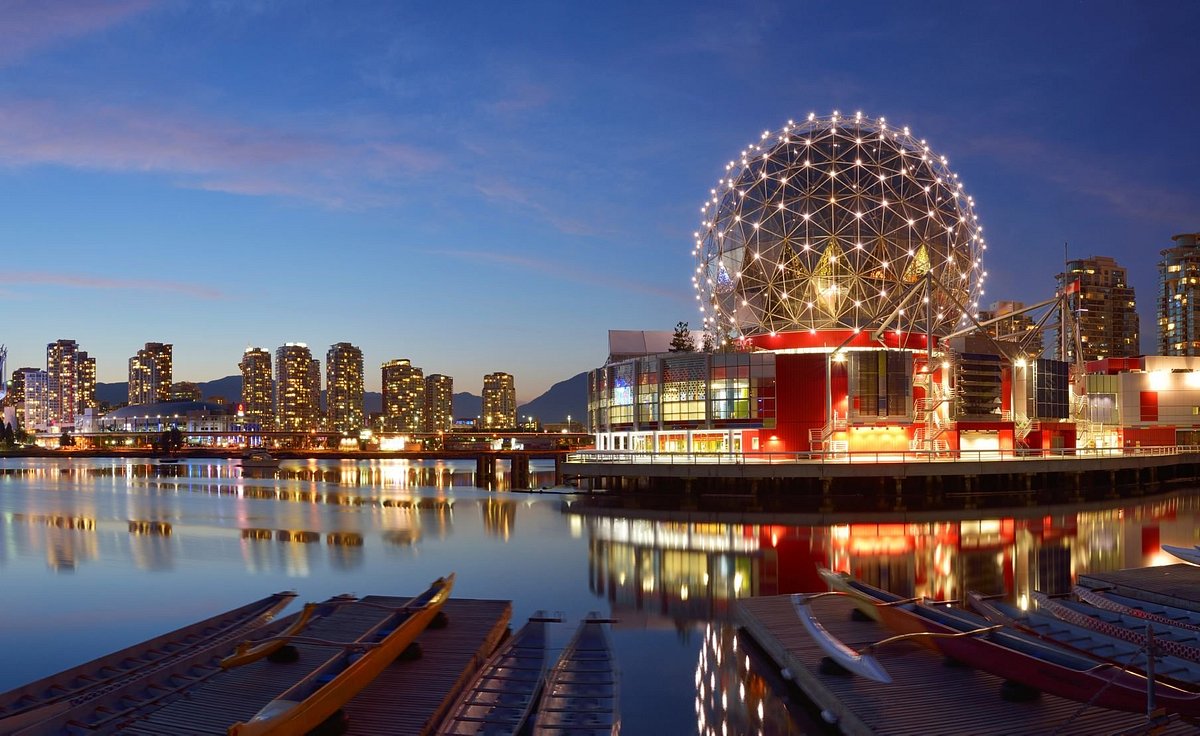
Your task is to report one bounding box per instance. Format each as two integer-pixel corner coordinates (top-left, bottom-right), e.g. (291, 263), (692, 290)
(94, 371), (587, 424)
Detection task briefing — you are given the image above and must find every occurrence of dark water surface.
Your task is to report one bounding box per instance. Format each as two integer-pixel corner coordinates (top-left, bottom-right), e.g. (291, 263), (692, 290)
(1, 457), (1198, 734)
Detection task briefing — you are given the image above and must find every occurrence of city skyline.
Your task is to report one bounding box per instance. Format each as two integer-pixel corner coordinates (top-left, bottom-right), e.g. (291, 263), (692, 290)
(2, 2), (1199, 400)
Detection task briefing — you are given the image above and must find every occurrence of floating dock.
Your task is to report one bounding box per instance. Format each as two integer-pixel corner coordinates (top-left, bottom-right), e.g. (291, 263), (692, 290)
(116, 596), (511, 735)
(1079, 563), (1200, 613)
(736, 594), (1197, 735)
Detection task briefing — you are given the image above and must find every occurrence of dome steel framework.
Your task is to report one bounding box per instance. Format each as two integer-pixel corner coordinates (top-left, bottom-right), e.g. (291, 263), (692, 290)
(694, 112), (988, 343)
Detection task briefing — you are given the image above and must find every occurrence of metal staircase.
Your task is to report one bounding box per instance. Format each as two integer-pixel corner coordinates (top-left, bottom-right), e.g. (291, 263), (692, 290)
(911, 368), (953, 454)
(808, 413), (848, 453)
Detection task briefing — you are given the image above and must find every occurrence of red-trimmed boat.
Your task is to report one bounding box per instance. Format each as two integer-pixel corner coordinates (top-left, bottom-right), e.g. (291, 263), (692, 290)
(820, 569), (1200, 717)
(969, 593), (1200, 688)
(1034, 592), (1200, 663)
(1076, 586), (1200, 634)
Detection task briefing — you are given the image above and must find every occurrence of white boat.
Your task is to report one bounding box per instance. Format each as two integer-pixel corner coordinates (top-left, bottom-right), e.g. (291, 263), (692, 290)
(241, 450), (280, 470)
(791, 594), (893, 683)
(1163, 544), (1200, 565)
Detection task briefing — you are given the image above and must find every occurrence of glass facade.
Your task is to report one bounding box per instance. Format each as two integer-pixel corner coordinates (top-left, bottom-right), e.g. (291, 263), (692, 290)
(588, 352), (776, 434)
(849, 351), (911, 418)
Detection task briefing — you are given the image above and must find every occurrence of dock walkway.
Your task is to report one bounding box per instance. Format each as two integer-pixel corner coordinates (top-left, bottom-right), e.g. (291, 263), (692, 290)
(736, 594), (1196, 735)
(1079, 564), (1200, 613)
(117, 597), (510, 735)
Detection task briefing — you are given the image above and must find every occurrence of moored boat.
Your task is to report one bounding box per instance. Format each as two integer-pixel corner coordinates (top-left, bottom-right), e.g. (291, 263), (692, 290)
(820, 570), (1200, 717)
(1034, 592), (1200, 663)
(0, 591), (296, 734)
(969, 593), (1200, 687)
(227, 574), (455, 736)
(532, 613), (619, 736)
(791, 593), (891, 683)
(221, 594), (358, 669)
(438, 613), (557, 735)
(1075, 585), (1200, 633)
(241, 450), (280, 470)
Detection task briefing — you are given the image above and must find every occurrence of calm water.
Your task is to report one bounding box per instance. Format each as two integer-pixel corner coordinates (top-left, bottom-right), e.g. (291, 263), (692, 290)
(2, 457), (1199, 734)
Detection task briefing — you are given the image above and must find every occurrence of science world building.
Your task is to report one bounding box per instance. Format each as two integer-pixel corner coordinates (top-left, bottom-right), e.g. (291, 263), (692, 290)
(588, 112), (1080, 456)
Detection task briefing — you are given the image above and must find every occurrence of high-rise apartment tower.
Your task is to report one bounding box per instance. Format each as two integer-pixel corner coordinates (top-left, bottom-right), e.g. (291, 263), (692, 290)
(128, 342), (173, 405)
(482, 372), (516, 429)
(1160, 233), (1200, 355)
(326, 342), (364, 433)
(1055, 256), (1139, 363)
(275, 343), (321, 432)
(424, 374), (453, 432)
(239, 348), (274, 431)
(381, 359), (424, 432)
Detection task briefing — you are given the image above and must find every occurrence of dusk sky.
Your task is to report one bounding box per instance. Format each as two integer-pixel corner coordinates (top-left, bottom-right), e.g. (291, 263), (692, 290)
(2, 1), (1198, 401)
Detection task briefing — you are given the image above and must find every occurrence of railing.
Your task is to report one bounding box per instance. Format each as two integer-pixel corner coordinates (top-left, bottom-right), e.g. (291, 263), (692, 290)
(566, 445), (1200, 467)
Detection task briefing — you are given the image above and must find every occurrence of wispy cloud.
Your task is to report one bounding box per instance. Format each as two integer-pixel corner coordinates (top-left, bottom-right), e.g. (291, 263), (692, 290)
(8, 271), (224, 299)
(0, 99), (443, 207)
(965, 135), (1200, 226)
(475, 176), (605, 237)
(437, 249), (681, 301)
(0, 0), (157, 66)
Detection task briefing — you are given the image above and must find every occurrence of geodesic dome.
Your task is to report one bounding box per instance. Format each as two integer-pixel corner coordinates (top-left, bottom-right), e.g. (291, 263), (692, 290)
(694, 112), (987, 342)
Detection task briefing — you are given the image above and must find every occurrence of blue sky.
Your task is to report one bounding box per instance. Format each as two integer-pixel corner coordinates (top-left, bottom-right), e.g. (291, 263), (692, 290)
(2, 0), (1198, 400)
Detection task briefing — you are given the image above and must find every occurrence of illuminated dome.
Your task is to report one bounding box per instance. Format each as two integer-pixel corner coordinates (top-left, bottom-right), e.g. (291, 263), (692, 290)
(694, 112), (987, 342)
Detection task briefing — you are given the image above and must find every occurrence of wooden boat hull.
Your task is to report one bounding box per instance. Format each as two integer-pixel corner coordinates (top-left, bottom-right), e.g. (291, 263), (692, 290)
(0, 591), (296, 734)
(533, 614), (619, 736)
(1075, 585), (1200, 633)
(1163, 544), (1200, 565)
(228, 575), (454, 736)
(791, 595), (891, 683)
(834, 575), (1200, 717)
(438, 615), (552, 735)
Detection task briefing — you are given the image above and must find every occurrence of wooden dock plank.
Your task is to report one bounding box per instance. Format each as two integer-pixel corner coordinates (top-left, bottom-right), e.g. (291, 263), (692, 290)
(1079, 564), (1200, 613)
(108, 597), (510, 735)
(736, 594), (1198, 735)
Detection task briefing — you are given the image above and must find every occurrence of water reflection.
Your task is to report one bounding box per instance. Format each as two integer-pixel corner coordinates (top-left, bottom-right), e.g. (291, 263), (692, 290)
(568, 493), (1200, 622)
(482, 498), (517, 540)
(697, 625), (808, 736)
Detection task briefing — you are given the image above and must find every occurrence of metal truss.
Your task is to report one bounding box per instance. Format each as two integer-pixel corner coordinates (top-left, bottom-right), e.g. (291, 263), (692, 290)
(694, 112), (987, 342)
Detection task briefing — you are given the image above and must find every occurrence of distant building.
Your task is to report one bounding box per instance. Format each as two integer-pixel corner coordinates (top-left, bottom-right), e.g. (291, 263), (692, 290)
(128, 342), (173, 406)
(1159, 233), (1200, 355)
(381, 359), (423, 432)
(18, 368), (53, 430)
(169, 381), (202, 402)
(424, 374), (453, 432)
(978, 301), (1038, 347)
(46, 339), (81, 427)
(1055, 256), (1139, 362)
(77, 351), (97, 410)
(482, 372), (516, 430)
(326, 342), (365, 433)
(5, 367), (35, 409)
(239, 347), (274, 431)
(98, 400), (234, 435)
(275, 343), (321, 432)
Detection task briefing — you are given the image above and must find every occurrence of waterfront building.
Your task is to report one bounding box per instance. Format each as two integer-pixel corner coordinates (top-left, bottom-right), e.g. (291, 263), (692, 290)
(1054, 256), (1139, 363)
(17, 369), (52, 431)
(128, 342), (173, 406)
(1159, 233), (1200, 355)
(239, 348), (274, 431)
(274, 343), (320, 432)
(169, 381), (202, 402)
(482, 372), (516, 430)
(326, 342), (365, 433)
(1083, 355), (1200, 447)
(98, 400), (235, 436)
(588, 113), (1076, 455)
(46, 339), (81, 427)
(381, 359), (424, 432)
(978, 301), (1038, 348)
(424, 374), (453, 432)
